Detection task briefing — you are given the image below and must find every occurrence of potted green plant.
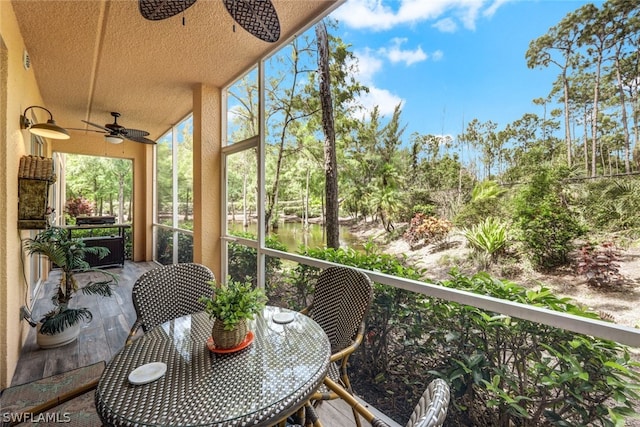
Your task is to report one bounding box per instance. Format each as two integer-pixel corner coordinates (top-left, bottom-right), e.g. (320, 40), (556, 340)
(199, 279), (266, 349)
(23, 227), (118, 348)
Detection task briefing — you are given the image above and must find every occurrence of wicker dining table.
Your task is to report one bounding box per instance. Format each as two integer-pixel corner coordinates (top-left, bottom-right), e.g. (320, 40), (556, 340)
(95, 306), (331, 426)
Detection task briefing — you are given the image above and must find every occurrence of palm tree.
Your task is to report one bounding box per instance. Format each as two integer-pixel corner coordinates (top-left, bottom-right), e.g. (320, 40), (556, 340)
(24, 227), (117, 334)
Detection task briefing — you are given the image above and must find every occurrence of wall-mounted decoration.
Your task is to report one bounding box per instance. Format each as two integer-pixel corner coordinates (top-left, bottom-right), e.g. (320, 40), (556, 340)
(18, 155), (55, 230)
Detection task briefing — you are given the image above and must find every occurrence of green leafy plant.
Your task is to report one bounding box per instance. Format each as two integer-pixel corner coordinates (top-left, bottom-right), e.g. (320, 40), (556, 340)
(422, 271), (640, 426)
(227, 231), (286, 287)
(512, 167), (584, 269)
(461, 217), (509, 267)
(199, 279), (267, 331)
(454, 180), (506, 227)
(23, 227), (118, 335)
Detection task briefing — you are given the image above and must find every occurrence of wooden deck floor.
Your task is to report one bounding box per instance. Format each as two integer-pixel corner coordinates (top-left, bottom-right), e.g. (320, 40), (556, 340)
(10, 261), (399, 427)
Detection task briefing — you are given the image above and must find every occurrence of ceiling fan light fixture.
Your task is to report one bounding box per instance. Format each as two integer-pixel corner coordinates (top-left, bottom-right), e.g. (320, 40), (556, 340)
(20, 105), (70, 140)
(105, 134), (124, 144)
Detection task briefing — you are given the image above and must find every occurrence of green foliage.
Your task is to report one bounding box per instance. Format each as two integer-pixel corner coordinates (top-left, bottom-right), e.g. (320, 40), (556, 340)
(156, 229), (193, 265)
(454, 180), (506, 227)
(410, 203), (435, 217)
(512, 168), (584, 269)
(574, 179), (640, 232)
(227, 231), (287, 287)
(64, 155), (133, 220)
(461, 217), (509, 267)
(199, 279), (267, 331)
(423, 270), (640, 426)
(23, 227), (118, 334)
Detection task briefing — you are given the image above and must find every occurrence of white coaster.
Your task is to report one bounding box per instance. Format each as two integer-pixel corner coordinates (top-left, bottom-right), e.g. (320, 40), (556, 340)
(128, 362), (167, 385)
(272, 312), (295, 324)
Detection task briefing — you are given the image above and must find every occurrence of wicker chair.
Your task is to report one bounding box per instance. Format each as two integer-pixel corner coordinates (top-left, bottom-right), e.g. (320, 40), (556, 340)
(125, 262), (215, 345)
(300, 377), (450, 427)
(301, 266), (374, 427)
(405, 379), (450, 427)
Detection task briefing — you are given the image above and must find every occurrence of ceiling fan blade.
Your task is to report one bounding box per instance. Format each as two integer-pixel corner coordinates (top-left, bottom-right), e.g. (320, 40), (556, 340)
(81, 120), (111, 133)
(139, 0), (197, 21)
(122, 128), (150, 138)
(66, 127), (107, 134)
(123, 133), (157, 145)
(224, 0), (280, 43)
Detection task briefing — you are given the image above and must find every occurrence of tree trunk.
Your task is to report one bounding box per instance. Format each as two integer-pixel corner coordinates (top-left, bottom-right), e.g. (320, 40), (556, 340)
(316, 21), (339, 249)
(591, 54), (603, 178)
(562, 72), (573, 167)
(614, 55), (632, 173)
(584, 107), (589, 176)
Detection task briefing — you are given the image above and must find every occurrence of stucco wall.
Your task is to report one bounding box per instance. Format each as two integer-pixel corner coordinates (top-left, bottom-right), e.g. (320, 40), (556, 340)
(0, 3), (154, 388)
(0, 1), (48, 389)
(193, 85), (222, 282)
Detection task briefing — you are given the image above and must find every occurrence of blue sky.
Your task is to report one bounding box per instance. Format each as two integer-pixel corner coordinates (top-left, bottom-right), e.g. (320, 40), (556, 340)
(330, 0), (602, 142)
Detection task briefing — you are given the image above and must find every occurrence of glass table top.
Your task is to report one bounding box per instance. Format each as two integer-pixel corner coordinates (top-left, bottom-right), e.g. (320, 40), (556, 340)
(96, 306), (331, 426)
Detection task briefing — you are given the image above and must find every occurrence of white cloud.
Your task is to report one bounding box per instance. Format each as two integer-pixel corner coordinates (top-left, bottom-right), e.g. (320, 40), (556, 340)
(334, 0), (508, 32)
(381, 38), (427, 66)
(356, 87), (404, 117)
(351, 48), (384, 84)
(332, 0), (401, 31)
(431, 50), (444, 61)
(484, 0), (511, 18)
(432, 18), (458, 33)
(348, 49), (404, 117)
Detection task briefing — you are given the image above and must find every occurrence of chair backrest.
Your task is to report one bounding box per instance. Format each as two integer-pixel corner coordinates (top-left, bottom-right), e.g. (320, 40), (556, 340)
(309, 266), (373, 354)
(405, 379), (450, 427)
(132, 263), (215, 332)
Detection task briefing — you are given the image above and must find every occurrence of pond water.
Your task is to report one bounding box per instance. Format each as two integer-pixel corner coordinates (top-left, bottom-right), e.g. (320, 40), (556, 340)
(228, 220), (361, 252)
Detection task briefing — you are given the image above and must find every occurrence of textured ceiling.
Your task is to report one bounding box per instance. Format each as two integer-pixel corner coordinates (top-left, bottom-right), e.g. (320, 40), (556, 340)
(11, 0), (341, 141)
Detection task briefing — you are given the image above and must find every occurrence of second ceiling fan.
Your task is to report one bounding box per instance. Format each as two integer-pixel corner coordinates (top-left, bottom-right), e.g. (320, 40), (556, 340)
(139, 0), (281, 43)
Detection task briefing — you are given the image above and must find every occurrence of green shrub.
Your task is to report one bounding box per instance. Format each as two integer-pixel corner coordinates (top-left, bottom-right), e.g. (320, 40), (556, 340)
(155, 229), (193, 264)
(227, 231), (286, 287)
(574, 179), (640, 232)
(424, 270), (640, 426)
(512, 168), (584, 269)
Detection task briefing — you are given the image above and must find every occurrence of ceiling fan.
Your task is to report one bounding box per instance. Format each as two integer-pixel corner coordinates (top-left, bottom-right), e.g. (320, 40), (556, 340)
(78, 112), (156, 145)
(139, 0), (280, 43)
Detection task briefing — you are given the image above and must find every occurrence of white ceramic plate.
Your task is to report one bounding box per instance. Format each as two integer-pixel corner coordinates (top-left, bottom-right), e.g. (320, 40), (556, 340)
(128, 362), (167, 385)
(272, 312), (295, 324)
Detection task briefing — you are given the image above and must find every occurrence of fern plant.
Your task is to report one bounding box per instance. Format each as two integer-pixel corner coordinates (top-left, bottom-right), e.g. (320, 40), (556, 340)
(24, 227), (118, 334)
